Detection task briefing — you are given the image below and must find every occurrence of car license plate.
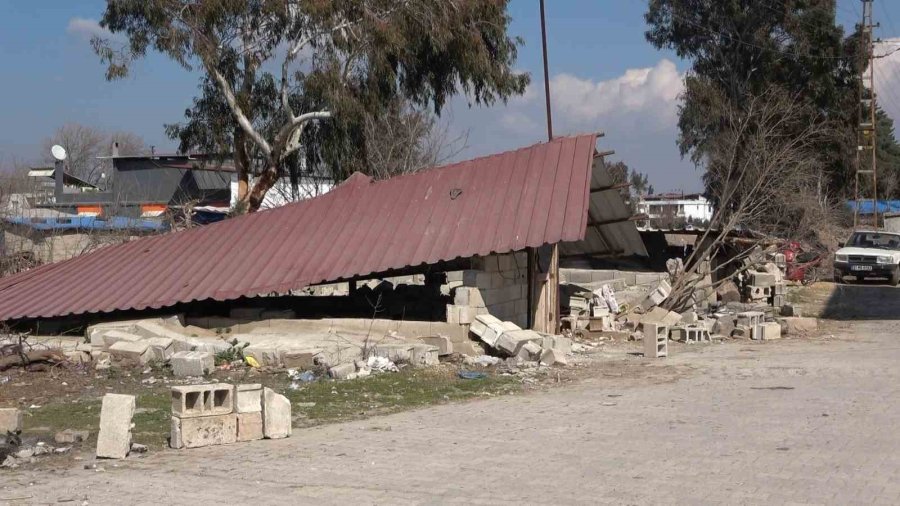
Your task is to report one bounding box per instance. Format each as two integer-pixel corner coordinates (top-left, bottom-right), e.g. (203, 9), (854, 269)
(851, 265), (873, 271)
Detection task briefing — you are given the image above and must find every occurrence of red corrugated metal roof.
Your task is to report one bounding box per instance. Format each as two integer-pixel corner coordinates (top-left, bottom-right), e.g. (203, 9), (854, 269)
(0, 134), (619, 321)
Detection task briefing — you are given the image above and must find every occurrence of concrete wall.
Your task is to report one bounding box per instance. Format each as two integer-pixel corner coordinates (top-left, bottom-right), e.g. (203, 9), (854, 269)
(446, 251), (529, 328)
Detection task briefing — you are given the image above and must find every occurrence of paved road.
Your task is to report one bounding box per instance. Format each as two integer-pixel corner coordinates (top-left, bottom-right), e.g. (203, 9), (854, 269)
(4, 319), (900, 505)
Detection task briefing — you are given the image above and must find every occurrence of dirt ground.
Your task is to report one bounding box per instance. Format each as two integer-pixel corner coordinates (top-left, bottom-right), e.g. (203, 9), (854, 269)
(3, 281), (898, 503)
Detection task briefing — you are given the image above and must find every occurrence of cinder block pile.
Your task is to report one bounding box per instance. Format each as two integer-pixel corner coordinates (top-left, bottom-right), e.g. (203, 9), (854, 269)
(745, 264), (787, 308)
(468, 314), (570, 365)
(170, 383), (290, 449)
(446, 252), (529, 328)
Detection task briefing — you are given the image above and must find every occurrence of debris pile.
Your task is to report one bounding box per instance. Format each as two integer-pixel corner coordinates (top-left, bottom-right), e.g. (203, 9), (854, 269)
(468, 314), (571, 366)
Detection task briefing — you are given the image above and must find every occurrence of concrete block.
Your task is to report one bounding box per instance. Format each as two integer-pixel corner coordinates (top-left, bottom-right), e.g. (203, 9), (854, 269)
(243, 345), (283, 367)
(762, 321), (782, 340)
(0, 408), (23, 433)
(712, 317), (736, 337)
(539, 348), (567, 366)
(145, 337), (175, 361)
(453, 287), (486, 307)
(643, 323), (668, 358)
(409, 344), (440, 367)
(96, 394), (135, 459)
(170, 413), (237, 449)
(282, 349), (322, 369)
(171, 350), (214, 377)
(171, 384), (233, 418)
(737, 311), (765, 328)
(86, 321), (135, 344)
(680, 311), (698, 324)
(65, 350), (92, 364)
(416, 336), (453, 356)
(236, 384), (262, 413)
(100, 329), (142, 348)
(329, 363), (356, 379)
(262, 387), (291, 439)
(55, 429), (89, 444)
(469, 314), (502, 337)
(480, 320), (520, 348)
(589, 316), (613, 332)
(750, 272), (777, 287)
(236, 412), (264, 442)
(108, 340), (151, 366)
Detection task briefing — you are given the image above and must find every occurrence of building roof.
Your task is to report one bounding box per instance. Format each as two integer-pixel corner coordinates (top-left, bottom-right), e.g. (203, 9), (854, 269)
(0, 134), (644, 321)
(28, 168), (98, 189)
(642, 192), (706, 201)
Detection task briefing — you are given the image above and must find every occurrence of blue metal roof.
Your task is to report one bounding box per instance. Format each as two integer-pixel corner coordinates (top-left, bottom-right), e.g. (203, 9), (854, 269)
(4, 216), (168, 232)
(846, 200), (900, 215)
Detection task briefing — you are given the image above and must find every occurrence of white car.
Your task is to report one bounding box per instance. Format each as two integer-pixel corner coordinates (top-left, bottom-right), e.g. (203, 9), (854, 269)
(834, 230), (900, 285)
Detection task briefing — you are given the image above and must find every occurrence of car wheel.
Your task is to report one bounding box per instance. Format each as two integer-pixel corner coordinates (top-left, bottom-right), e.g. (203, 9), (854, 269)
(833, 273), (844, 284)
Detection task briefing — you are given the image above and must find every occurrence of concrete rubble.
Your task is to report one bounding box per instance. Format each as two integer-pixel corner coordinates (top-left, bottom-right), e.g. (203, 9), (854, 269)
(0, 408), (23, 433)
(468, 314), (572, 367)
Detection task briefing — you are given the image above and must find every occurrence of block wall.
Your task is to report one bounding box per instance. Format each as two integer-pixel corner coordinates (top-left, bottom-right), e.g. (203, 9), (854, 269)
(446, 251), (529, 328)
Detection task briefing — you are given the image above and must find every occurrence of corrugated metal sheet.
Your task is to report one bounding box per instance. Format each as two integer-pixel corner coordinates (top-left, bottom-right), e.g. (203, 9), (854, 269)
(0, 134), (643, 321)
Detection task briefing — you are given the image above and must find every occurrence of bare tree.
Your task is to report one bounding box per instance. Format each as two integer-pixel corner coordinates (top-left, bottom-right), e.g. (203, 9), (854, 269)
(664, 88), (835, 311)
(363, 103), (467, 180)
(42, 123), (147, 184)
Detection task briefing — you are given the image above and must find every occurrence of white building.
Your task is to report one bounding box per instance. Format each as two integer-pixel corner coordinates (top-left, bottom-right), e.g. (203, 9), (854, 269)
(636, 193), (713, 228)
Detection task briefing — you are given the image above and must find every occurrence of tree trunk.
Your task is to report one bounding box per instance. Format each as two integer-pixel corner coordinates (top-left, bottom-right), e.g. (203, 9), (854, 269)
(246, 163), (280, 212)
(234, 130), (250, 211)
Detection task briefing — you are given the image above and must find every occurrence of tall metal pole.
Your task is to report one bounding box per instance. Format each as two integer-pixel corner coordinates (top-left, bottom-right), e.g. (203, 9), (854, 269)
(856, 0), (878, 228)
(540, 0), (553, 141)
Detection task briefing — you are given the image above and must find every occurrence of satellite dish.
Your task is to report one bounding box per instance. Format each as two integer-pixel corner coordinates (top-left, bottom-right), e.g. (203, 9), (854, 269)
(51, 145), (67, 161)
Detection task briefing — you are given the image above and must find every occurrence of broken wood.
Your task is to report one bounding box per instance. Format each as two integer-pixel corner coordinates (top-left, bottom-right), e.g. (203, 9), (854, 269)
(0, 349), (67, 371)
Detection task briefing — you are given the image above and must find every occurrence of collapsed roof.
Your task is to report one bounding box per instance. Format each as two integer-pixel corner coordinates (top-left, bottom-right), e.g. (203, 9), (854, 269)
(0, 134), (645, 321)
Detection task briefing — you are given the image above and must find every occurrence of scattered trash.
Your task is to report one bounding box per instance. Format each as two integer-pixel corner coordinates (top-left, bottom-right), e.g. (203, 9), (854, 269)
(463, 355), (502, 367)
(287, 369), (316, 382)
(366, 356), (399, 373)
(458, 370), (488, 380)
(245, 356), (260, 368)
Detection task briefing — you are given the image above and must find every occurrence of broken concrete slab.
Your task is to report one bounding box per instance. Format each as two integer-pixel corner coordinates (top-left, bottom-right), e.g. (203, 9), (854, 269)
(282, 349), (322, 369)
(96, 394), (135, 459)
(539, 348), (567, 366)
(540, 335), (572, 354)
(469, 314), (502, 338)
(640, 306), (682, 327)
(235, 384), (262, 413)
(416, 336), (453, 356)
(409, 344), (440, 367)
(453, 340), (485, 357)
(98, 329), (142, 348)
(777, 317), (818, 335)
(516, 341), (542, 361)
(108, 340), (151, 366)
(144, 337), (175, 361)
(131, 320), (189, 342)
(0, 408), (22, 433)
(262, 387), (291, 439)
(328, 363), (356, 379)
(170, 414), (237, 449)
(236, 412), (264, 442)
(495, 329), (543, 356)
(242, 345), (284, 368)
(170, 351), (214, 377)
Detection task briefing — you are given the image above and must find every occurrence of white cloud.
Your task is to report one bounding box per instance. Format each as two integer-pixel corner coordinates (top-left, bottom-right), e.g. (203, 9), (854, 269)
(874, 38), (900, 126)
(66, 17), (114, 40)
(549, 59), (684, 127)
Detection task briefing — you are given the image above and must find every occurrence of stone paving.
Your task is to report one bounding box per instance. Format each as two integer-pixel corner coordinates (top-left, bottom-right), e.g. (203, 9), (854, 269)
(4, 319), (900, 504)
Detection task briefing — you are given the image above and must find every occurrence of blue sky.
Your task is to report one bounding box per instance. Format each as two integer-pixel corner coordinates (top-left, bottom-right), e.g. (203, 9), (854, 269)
(1, 1), (899, 193)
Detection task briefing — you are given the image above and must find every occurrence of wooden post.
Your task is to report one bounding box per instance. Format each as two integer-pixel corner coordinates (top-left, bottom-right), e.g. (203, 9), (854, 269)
(530, 245), (559, 333)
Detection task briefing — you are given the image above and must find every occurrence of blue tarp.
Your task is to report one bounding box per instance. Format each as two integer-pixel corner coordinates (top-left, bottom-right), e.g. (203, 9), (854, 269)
(4, 215), (168, 232)
(846, 200), (900, 215)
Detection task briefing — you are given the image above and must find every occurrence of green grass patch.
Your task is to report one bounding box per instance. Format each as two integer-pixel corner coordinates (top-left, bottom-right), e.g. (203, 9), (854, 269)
(24, 392), (172, 449)
(284, 368), (519, 426)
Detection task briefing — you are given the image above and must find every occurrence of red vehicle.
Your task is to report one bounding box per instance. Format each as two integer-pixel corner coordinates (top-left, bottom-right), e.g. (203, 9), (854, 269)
(781, 242), (826, 285)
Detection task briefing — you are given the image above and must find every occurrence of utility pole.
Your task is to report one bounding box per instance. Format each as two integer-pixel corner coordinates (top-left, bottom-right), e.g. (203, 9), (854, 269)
(855, 0), (878, 228)
(528, 0), (559, 333)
